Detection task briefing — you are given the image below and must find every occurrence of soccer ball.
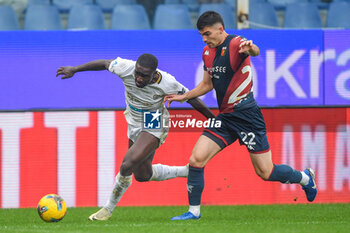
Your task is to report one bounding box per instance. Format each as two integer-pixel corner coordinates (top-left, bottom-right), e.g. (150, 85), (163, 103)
(37, 194), (67, 222)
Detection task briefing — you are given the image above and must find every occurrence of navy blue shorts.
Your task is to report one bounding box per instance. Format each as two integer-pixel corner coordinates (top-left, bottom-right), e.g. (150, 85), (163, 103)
(202, 104), (270, 153)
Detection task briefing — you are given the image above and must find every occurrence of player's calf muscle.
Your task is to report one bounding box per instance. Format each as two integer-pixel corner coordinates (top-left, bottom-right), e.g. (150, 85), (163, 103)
(134, 173), (152, 182)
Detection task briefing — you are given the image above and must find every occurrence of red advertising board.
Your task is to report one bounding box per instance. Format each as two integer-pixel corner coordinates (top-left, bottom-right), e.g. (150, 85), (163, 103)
(0, 108), (349, 208)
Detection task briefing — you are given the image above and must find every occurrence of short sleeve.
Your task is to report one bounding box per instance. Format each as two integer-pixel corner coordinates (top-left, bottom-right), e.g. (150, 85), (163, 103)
(229, 36), (249, 72)
(202, 45), (210, 71)
(163, 74), (189, 96)
(108, 57), (135, 77)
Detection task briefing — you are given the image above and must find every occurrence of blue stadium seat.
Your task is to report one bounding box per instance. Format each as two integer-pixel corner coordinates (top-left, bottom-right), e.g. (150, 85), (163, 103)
(115, 0), (136, 3)
(53, 0), (93, 12)
(327, 2), (350, 29)
(249, 2), (279, 29)
(0, 6), (20, 30)
(24, 5), (63, 30)
(226, 0), (267, 8)
(284, 2), (322, 28)
(309, 0), (330, 9)
(153, 4), (193, 29)
(67, 4), (106, 30)
(111, 4), (150, 30)
(224, 0), (236, 8)
(182, 0), (200, 12)
(268, 0), (307, 10)
(28, 0), (51, 5)
(164, 0), (180, 4)
(96, 0), (137, 12)
(198, 3), (236, 29)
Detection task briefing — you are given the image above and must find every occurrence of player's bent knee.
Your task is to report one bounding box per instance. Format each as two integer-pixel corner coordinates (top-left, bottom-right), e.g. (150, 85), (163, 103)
(260, 174), (270, 181)
(189, 155), (206, 168)
(120, 161), (134, 175)
(255, 170), (271, 181)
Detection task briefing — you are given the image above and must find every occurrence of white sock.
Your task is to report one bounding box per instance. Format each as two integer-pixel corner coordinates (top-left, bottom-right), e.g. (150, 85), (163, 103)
(149, 163), (189, 181)
(189, 205), (201, 217)
(104, 172), (132, 213)
(299, 171), (310, 186)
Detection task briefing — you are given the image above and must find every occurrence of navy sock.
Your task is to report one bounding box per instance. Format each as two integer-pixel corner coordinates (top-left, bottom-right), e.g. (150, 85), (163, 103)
(187, 166), (204, 206)
(268, 164), (302, 184)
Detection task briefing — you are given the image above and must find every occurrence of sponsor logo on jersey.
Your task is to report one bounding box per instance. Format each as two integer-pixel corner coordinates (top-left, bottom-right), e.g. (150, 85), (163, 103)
(127, 92), (153, 107)
(206, 66), (227, 73)
(221, 46), (227, 56)
(143, 110), (161, 129)
(204, 50), (209, 55)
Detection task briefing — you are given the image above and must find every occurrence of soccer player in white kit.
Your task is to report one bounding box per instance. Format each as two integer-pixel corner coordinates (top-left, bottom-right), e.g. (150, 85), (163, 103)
(56, 54), (215, 221)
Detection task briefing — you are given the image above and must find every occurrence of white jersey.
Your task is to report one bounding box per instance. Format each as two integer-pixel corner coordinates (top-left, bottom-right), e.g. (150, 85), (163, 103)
(108, 57), (188, 126)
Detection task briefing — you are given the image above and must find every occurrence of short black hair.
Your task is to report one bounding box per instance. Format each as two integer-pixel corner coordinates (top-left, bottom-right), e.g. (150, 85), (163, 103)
(197, 11), (225, 30)
(136, 53), (158, 71)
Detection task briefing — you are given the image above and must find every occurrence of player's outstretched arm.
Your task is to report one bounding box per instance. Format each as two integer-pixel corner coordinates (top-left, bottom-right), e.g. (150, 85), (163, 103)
(56, 59), (113, 79)
(187, 97), (215, 119)
(164, 71), (215, 118)
(164, 71), (213, 107)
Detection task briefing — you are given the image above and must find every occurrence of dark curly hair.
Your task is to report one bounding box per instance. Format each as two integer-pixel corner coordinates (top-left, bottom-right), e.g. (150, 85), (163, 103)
(136, 53), (158, 71)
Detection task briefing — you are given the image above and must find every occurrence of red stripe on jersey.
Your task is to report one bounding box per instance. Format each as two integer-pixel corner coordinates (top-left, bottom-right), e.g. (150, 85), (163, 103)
(220, 38), (253, 113)
(250, 148), (271, 154)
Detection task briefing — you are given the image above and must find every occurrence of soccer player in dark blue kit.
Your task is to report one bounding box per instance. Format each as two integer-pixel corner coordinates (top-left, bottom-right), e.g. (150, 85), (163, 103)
(165, 11), (318, 220)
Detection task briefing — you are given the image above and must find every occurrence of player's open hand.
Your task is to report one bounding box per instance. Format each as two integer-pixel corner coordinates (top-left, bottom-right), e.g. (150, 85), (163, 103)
(239, 40), (254, 54)
(163, 94), (186, 108)
(56, 66), (76, 79)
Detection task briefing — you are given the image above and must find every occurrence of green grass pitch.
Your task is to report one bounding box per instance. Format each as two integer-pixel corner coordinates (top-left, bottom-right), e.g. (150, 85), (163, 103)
(0, 204), (349, 233)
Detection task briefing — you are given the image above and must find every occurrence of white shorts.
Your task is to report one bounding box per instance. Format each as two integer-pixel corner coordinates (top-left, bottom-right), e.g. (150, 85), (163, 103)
(127, 124), (169, 146)
(124, 106), (170, 146)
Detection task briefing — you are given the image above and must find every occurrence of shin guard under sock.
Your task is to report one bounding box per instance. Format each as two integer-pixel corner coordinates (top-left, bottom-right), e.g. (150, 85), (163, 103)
(187, 166), (204, 205)
(268, 164), (302, 184)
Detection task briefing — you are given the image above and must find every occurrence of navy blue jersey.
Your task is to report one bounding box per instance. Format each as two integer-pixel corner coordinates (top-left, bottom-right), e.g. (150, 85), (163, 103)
(202, 35), (256, 113)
